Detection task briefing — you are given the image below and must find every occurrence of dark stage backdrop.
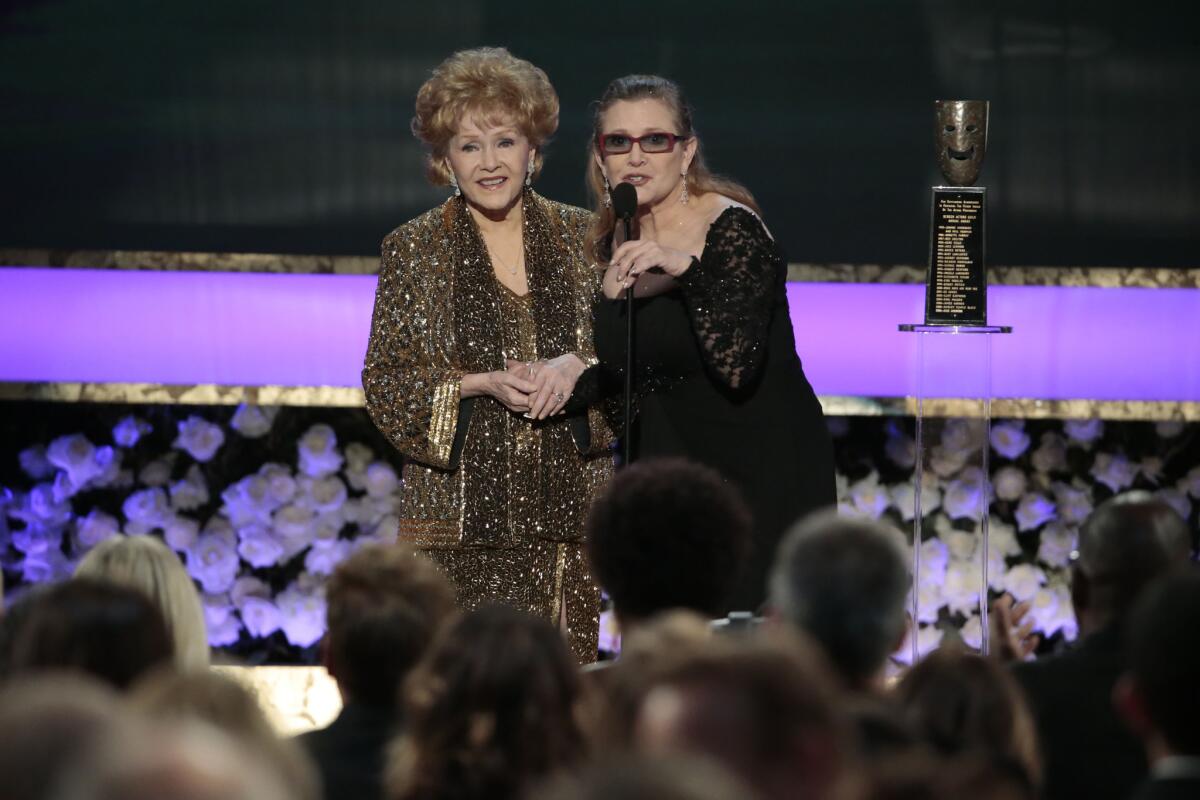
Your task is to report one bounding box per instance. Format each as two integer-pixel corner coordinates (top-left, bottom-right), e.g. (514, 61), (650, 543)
(2, 0), (1198, 267)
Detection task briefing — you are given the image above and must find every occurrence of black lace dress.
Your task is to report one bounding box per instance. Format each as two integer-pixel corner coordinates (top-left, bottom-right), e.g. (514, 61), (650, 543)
(592, 207), (836, 612)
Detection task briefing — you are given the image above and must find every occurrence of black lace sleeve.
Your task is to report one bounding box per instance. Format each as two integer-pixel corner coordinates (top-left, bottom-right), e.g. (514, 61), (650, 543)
(676, 207), (781, 390)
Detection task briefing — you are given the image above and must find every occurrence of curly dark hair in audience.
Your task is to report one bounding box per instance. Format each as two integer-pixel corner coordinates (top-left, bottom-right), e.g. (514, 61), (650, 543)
(8, 577), (173, 690)
(584, 458), (752, 621)
(387, 605), (585, 800)
(324, 544), (457, 707)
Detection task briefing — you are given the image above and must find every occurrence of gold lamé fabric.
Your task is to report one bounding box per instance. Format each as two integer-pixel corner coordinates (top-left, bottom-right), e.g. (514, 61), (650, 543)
(362, 190), (613, 661)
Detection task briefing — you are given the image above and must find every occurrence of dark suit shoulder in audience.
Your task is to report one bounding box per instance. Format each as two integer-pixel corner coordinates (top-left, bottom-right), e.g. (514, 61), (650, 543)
(298, 702), (399, 800)
(1012, 626), (1145, 800)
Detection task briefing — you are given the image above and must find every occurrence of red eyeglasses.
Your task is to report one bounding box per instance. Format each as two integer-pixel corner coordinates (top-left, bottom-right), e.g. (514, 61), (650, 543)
(596, 132), (690, 156)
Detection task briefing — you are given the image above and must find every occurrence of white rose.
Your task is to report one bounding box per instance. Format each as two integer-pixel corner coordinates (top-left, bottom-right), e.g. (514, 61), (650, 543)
(77, 509), (122, 548)
(207, 612), (243, 647)
(308, 476), (349, 514)
(138, 455), (175, 488)
(1064, 418), (1104, 447)
(229, 404), (278, 438)
(163, 515), (200, 552)
(1036, 522), (1076, 568)
(930, 445), (970, 479)
(230, 576), (271, 607)
(201, 515), (237, 547)
(944, 529), (978, 561)
(185, 533), (240, 593)
(895, 625), (945, 666)
(993, 466), (1027, 502)
(942, 559), (983, 615)
(1090, 453), (1138, 493)
(1031, 432), (1068, 474)
(304, 539), (353, 576)
(1002, 563), (1047, 602)
(112, 415), (152, 447)
(889, 475), (941, 522)
(365, 514), (399, 546)
(173, 416), (225, 463)
(272, 503), (317, 558)
(1140, 457), (1164, 486)
(19, 446), (56, 480)
(258, 463), (297, 506)
(236, 523), (286, 569)
(52, 471), (80, 504)
(275, 584), (327, 648)
(942, 418), (984, 455)
(845, 473), (890, 520)
(13, 523), (60, 556)
(598, 608), (621, 654)
(363, 463), (400, 499)
(169, 464), (210, 512)
(959, 614), (984, 651)
(1154, 488), (1192, 523)
(1180, 466), (1200, 500)
(914, 575), (943, 623)
(47, 433), (104, 490)
(1015, 492), (1056, 532)
(21, 548), (72, 584)
(1155, 420), (1185, 438)
(221, 474), (277, 527)
(122, 487), (171, 532)
(987, 517), (1021, 557)
(884, 431), (916, 470)
(920, 537), (950, 582)
(202, 592), (235, 628)
(297, 424), (343, 478)
(344, 442), (375, 472)
(1027, 586), (1063, 637)
(90, 447), (122, 490)
(1052, 481), (1093, 525)
(944, 468), (986, 521)
(26, 483), (72, 526)
(239, 596), (283, 639)
(990, 422), (1031, 460)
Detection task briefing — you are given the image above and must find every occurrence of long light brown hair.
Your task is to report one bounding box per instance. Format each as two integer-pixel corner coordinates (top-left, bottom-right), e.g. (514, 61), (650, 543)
(584, 75), (760, 265)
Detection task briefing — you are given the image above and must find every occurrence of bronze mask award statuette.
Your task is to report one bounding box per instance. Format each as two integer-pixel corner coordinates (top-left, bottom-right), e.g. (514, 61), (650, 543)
(925, 100), (989, 326)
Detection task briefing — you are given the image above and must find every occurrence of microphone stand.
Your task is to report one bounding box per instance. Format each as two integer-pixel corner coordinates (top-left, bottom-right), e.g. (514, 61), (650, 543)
(622, 213), (635, 467)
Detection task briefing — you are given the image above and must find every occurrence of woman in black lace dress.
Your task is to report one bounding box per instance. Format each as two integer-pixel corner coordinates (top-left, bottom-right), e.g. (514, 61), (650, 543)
(581, 75), (836, 612)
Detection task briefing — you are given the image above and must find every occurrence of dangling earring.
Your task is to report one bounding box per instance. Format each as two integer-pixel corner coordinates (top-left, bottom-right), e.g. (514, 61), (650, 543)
(449, 172), (461, 197)
(525, 153), (535, 188)
(602, 174), (612, 208)
(679, 171), (689, 205)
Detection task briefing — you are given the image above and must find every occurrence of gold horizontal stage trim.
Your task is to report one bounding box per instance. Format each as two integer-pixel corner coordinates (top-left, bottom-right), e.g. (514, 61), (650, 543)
(2, 248), (1196, 287)
(2, 381), (1197, 421)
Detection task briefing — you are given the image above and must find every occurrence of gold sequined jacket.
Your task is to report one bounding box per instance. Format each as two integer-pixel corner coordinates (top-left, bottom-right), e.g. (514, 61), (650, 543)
(362, 191), (614, 549)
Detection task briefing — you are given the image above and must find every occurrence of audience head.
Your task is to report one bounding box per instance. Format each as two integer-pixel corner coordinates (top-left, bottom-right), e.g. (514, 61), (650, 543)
(632, 631), (850, 800)
(8, 578), (172, 690)
(54, 718), (292, 800)
(388, 604), (585, 800)
(893, 646), (1041, 788)
(530, 755), (754, 800)
(1118, 570), (1200, 759)
(75, 535), (209, 669)
(128, 668), (319, 800)
(769, 510), (910, 689)
(1073, 491), (1191, 634)
(323, 544), (457, 707)
(0, 674), (126, 800)
(585, 458), (752, 626)
(864, 752), (1035, 800)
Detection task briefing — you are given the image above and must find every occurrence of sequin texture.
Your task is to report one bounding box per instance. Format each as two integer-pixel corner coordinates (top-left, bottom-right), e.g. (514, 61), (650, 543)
(362, 190), (614, 661)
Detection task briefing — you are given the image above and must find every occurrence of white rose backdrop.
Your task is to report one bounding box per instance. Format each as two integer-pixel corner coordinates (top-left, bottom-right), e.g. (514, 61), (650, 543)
(2, 406), (1197, 663)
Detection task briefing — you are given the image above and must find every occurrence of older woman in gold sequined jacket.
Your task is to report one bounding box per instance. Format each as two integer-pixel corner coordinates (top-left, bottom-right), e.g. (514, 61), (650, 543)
(361, 48), (613, 661)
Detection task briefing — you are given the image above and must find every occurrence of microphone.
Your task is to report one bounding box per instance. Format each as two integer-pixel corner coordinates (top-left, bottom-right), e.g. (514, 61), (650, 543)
(611, 181), (639, 228)
(610, 181), (638, 467)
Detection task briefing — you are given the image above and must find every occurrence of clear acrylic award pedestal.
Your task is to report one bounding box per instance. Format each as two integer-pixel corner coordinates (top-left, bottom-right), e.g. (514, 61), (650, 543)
(898, 324), (1012, 662)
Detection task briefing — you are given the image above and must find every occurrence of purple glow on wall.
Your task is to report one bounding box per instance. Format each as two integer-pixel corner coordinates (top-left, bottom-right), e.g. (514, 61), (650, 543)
(1, 268), (1197, 401)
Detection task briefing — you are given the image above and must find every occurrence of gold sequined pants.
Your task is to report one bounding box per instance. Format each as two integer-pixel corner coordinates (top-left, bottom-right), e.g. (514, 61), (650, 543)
(422, 540), (600, 663)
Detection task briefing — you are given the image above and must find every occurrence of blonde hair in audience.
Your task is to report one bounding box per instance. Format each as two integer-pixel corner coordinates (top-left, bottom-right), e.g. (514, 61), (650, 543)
(75, 536), (209, 669)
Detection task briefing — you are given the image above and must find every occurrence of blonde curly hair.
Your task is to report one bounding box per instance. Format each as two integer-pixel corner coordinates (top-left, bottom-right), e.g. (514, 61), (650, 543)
(412, 47), (559, 186)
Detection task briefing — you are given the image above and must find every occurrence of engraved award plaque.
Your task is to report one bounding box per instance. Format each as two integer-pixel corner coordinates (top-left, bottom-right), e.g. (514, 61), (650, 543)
(925, 100), (989, 326)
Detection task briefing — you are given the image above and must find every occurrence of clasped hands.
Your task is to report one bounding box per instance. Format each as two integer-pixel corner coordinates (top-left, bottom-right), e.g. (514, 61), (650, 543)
(485, 354), (586, 420)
